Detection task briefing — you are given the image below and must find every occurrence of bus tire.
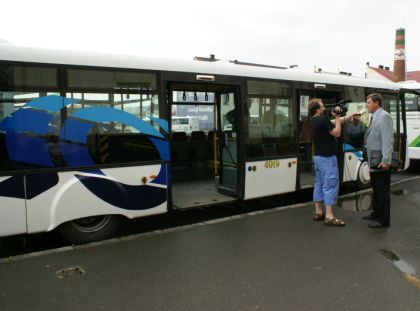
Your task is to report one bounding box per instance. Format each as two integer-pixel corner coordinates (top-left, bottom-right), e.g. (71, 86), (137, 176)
(356, 161), (371, 189)
(58, 215), (122, 244)
(356, 192), (373, 211)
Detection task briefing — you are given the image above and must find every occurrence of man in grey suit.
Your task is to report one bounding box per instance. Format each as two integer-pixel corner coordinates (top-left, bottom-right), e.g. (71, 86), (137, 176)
(363, 93), (393, 228)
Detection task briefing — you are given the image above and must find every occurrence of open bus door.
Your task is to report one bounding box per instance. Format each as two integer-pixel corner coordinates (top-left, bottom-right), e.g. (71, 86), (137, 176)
(168, 83), (241, 209)
(397, 90), (409, 169)
(375, 91), (408, 171)
(217, 88), (239, 196)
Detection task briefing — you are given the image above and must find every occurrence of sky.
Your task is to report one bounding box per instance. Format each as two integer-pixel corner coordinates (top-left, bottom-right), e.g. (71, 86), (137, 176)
(1, 0), (419, 78)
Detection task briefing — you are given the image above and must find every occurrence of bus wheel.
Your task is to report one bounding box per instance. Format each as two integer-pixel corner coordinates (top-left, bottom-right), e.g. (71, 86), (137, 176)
(356, 192), (373, 211)
(356, 161), (371, 189)
(58, 215), (122, 244)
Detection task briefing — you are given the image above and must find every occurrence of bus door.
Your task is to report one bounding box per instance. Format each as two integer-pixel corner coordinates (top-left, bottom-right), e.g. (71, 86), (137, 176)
(243, 80), (298, 199)
(169, 84), (240, 209)
(399, 91), (420, 168)
(387, 91), (408, 169)
(217, 88), (239, 195)
(297, 90), (341, 188)
(373, 91), (409, 170)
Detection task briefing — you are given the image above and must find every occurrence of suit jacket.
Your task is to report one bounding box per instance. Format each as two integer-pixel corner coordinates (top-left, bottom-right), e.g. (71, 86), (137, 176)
(364, 108), (394, 169)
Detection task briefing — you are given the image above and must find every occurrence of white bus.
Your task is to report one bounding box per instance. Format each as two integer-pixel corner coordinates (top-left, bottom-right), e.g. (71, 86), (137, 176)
(171, 116), (199, 133)
(0, 46), (409, 243)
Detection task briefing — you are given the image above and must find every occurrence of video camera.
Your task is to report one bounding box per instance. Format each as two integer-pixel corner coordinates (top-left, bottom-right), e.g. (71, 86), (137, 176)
(325, 100), (350, 117)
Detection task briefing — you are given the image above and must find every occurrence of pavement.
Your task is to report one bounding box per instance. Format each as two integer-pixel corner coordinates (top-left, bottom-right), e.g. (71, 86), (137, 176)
(1, 176), (420, 311)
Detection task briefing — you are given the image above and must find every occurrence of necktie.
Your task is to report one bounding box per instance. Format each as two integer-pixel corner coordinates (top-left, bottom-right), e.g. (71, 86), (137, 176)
(368, 116), (373, 128)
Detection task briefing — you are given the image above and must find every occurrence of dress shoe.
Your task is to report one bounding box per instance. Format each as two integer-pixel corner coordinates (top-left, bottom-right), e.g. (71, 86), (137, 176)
(368, 221), (389, 228)
(362, 214), (378, 221)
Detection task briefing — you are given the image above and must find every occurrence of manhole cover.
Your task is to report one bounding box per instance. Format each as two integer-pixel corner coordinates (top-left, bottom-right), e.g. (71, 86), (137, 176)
(56, 266), (86, 279)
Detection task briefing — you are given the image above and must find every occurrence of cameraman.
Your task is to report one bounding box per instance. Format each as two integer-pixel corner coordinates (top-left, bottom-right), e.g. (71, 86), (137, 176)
(308, 98), (358, 226)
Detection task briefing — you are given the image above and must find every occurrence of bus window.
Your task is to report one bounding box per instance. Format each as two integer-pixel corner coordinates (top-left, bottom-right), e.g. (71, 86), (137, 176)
(343, 117), (365, 149)
(245, 80), (295, 158)
(0, 64), (57, 89)
(342, 87), (367, 149)
(0, 91), (61, 172)
(65, 92), (162, 165)
(299, 95), (310, 121)
(0, 65), (60, 172)
(405, 93), (419, 111)
(67, 69), (156, 91)
(171, 91), (215, 134)
(405, 92), (420, 160)
(382, 94), (399, 132)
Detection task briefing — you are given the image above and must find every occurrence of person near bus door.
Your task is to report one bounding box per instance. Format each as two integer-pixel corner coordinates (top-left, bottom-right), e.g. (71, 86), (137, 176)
(363, 93), (393, 228)
(308, 98), (358, 226)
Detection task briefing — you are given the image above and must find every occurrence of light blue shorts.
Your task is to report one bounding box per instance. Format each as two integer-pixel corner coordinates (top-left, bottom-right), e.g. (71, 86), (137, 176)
(313, 155), (339, 206)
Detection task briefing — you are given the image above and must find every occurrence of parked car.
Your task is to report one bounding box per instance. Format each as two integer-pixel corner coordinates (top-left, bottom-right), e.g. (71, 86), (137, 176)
(172, 116), (199, 133)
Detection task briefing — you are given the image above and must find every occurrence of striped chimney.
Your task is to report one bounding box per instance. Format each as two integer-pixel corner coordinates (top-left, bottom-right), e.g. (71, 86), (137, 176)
(393, 28), (406, 82)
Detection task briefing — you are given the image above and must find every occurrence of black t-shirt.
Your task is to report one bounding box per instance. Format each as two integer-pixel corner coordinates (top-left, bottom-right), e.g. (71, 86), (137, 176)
(310, 115), (337, 156)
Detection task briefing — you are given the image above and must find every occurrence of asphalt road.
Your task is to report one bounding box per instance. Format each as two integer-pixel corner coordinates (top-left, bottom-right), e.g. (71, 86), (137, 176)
(0, 174), (420, 310)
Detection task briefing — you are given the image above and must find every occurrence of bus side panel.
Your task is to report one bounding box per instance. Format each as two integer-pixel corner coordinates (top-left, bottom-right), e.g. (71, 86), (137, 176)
(342, 151), (363, 182)
(0, 176), (27, 236)
(244, 158), (297, 200)
(26, 164), (168, 233)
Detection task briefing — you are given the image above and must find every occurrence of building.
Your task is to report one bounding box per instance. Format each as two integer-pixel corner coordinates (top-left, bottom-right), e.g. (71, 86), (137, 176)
(366, 65), (420, 83)
(366, 28), (420, 83)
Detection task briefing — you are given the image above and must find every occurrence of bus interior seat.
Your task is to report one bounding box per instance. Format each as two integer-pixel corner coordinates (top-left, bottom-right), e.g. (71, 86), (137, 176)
(172, 131), (190, 162)
(261, 143), (277, 157)
(248, 124), (263, 139)
(208, 130), (215, 145)
(298, 118), (313, 168)
(299, 119), (311, 144)
(208, 130), (216, 159)
(190, 130), (209, 160)
(260, 125), (272, 138)
(191, 130), (206, 141)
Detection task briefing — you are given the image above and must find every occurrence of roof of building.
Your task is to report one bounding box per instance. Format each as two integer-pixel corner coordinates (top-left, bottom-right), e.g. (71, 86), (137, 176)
(368, 67), (395, 81)
(407, 71), (420, 82)
(368, 66), (420, 82)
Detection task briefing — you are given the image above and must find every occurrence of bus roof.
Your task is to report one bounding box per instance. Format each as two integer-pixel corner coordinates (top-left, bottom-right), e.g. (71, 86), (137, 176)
(398, 81), (420, 91)
(0, 45), (399, 90)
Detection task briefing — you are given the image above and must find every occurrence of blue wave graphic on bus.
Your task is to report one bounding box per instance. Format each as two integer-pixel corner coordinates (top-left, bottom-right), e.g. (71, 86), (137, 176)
(72, 107), (164, 138)
(75, 167), (167, 210)
(343, 143), (363, 160)
(0, 173), (59, 200)
(0, 96), (169, 209)
(24, 95), (79, 112)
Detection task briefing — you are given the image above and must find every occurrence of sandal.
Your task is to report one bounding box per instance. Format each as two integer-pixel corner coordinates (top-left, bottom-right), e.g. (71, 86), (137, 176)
(313, 213), (325, 221)
(324, 217), (345, 227)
